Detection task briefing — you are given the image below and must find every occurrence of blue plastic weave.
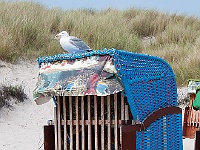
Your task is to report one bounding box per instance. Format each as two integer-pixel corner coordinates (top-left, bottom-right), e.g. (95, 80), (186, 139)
(113, 50), (182, 150)
(135, 114), (182, 150)
(112, 50), (177, 121)
(36, 49), (115, 68)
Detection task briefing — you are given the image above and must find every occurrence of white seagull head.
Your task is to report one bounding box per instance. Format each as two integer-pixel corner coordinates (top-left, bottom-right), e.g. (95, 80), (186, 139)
(55, 31), (92, 54)
(55, 31), (69, 40)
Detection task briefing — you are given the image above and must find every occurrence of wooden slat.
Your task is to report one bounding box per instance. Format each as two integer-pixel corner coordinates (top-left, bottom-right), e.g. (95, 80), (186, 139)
(114, 94), (118, 150)
(188, 94), (195, 126)
(107, 95), (111, 150)
(121, 94), (125, 120)
(101, 96), (105, 150)
(198, 111), (200, 127)
(76, 96), (79, 150)
(125, 105), (129, 121)
(57, 97), (62, 150)
(54, 106), (58, 150)
(55, 94), (130, 150)
(196, 112), (198, 126)
(81, 96), (85, 150)
(88, 96), (92, 150)
(61, 119), (124, 125)
(44, 125), (55, 150)
(94, 96), (98, 150)
(195, 130), (200, 150)
(187, 109), (192, 126)
(69, 96), (73, 149)
(63, 96), (68, 150)
(192, 109), (195, 126)
(120, 94), (124, 145)
(121, 125), (136, 150)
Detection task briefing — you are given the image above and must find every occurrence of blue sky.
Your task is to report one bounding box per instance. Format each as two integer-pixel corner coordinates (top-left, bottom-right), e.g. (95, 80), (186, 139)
(5, 0), (200, 18)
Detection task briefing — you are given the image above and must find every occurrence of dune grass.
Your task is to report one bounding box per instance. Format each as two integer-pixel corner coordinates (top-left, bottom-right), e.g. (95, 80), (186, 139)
(0, 1), (199, 86)
(0, 84), (28, 109)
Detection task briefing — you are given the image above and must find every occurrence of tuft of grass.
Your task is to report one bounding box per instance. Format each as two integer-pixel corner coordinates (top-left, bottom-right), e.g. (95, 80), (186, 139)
(0, 1), (200, 86)
(0, 84), (28, 109)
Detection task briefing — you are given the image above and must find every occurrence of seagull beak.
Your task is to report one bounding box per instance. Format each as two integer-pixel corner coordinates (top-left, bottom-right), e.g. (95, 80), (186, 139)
(54, 34), (60, 40)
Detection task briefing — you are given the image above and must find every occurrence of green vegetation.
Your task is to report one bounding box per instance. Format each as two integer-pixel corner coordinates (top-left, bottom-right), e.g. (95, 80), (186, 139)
(0, 84), (28, 109)
(0, 1), (199, 86)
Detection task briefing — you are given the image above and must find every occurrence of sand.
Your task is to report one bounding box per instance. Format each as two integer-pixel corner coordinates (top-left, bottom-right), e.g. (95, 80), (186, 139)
(0, 60), (54, 150)
(0, 60), (195, 150)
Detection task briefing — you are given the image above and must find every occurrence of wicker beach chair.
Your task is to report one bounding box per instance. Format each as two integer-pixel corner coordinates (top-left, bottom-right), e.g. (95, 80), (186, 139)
(37, 49), (183, 150)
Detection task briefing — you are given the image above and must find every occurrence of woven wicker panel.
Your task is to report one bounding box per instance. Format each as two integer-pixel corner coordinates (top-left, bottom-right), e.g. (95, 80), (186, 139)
(113, 50), (183, 149)
(135, 114), (182, 150)
(113, 50), (177, 121)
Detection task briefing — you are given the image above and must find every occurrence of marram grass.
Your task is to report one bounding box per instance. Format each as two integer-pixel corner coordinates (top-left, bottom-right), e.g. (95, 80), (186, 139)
(0, 1), (199, 86)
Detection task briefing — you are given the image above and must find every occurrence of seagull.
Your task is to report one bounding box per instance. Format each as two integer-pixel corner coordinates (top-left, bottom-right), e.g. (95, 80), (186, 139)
(55, 31), (92, 54)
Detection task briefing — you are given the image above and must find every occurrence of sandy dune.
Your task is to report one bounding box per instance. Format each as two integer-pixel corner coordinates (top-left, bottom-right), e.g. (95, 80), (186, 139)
(0, 60), (54, 150)
(0, 60), (195, 150)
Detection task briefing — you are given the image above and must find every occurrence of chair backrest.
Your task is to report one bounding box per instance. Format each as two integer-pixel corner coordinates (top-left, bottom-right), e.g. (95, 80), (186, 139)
(113, 50), (183, 150)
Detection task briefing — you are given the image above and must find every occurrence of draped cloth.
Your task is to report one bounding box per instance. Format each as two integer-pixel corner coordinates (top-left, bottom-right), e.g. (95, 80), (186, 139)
(33, 50), (124, 105)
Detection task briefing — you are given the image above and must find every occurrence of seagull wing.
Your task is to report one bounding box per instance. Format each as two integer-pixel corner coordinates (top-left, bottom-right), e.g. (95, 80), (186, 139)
(69, 36), (91, 50)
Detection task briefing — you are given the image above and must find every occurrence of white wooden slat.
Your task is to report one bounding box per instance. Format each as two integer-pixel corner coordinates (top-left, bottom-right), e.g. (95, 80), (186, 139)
(114, 94), (118, 150)
(125, 104), (129, 121)
(88, 96), (92, 150)
(54, 106), (58, 150)
(101, 96), (105, 150)
(55, 93), (127, 150)
(69, 96), (73, 149)
(57, 97), (62, 150)
(107, 95), (111, 150)
(63, 96), (68, 150)
(76, 96), (79, 150)
(120, 94), (124, 145)
(94, 96), (98, 150)
(81, 96), (85, 150)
